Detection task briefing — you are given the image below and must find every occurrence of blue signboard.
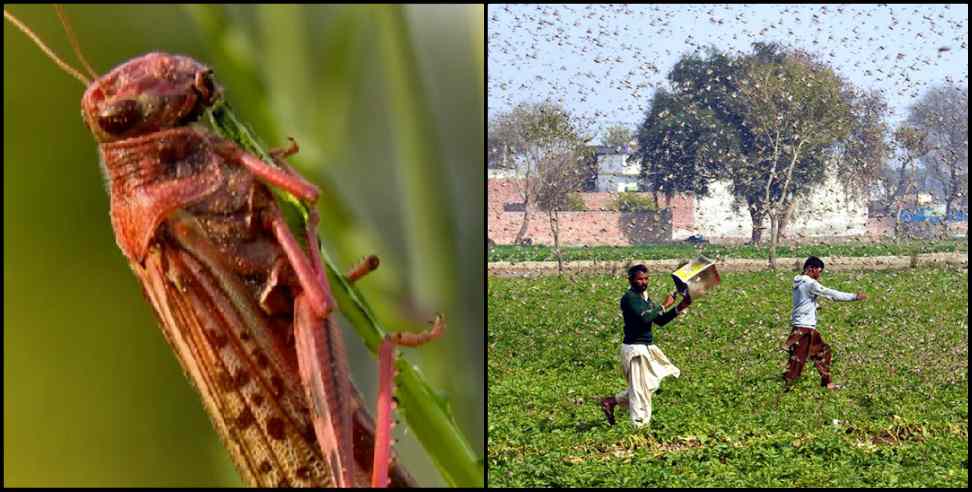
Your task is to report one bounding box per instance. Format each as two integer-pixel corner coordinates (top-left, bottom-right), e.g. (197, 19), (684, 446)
(899, 207), (968, 223)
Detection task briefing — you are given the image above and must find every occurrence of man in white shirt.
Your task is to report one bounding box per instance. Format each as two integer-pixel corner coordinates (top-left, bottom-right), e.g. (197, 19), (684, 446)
(784, 256), (867, 391)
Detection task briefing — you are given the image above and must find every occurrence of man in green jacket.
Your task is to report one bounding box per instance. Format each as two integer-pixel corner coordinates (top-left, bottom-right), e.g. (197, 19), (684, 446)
(599, 264), (692, 427)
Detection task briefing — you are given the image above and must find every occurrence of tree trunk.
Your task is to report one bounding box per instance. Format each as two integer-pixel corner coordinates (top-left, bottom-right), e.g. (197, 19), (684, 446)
(748, 205), (766, 244)
(945, 163), (957, 221)
(768, 213), (779, 270)
(944, 185), (960, 237)
(894, 202), (904, 242)
(775, 199), (796, 244)
(514, 184), (531, 245)
(549, 210), (563, 275)
(514, 207), (531, 245)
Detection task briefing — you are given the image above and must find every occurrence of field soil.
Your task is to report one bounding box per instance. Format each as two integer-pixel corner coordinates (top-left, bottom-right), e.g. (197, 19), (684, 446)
(488, 251), (968, 277)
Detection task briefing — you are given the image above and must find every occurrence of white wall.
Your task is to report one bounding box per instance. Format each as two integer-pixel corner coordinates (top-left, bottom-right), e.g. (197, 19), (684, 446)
(597, 154), (639, 175)
(487, 168), (518, 179)
(694, 181), (754, 238)
(694, 167), (868, 240)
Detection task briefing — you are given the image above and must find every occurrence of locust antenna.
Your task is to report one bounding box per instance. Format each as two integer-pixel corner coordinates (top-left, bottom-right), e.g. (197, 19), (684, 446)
(54, 5), (98, 80)
(4, 7), (92, 86)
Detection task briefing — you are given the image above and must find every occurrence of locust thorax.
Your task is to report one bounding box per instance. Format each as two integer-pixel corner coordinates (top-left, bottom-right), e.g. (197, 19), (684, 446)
(81, 52), (222, 143)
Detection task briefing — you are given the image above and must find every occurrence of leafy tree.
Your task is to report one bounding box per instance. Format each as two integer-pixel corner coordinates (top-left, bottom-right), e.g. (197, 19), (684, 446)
(635, 42), (867, 269)
(736, 46), (853, 267)
(833, 87), (890, 198)
(634, 88), (738, 208)
(601, 124), (634, 152)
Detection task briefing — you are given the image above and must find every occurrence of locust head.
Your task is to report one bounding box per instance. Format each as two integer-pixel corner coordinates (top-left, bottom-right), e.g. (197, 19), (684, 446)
(81, 52), (222, 143)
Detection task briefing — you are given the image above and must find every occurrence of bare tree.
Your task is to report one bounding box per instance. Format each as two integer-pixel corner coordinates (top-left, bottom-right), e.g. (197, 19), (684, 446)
(534, 152), (586, 274)
(489, 101), (586, 245)
(889, 125), (932, 239)
(908, 84), (969, 219)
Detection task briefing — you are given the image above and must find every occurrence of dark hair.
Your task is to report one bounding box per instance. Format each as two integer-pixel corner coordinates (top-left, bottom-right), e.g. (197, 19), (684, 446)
(628, 264), (648, 278)
(803, 256), (825, 272)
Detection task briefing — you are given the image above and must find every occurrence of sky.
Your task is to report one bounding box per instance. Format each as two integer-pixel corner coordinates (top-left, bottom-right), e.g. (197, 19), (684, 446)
(487, 3), (969, 143)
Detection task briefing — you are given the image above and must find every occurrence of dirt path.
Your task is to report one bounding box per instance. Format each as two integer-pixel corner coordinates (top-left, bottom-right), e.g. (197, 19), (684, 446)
(487, 252), (968, 277)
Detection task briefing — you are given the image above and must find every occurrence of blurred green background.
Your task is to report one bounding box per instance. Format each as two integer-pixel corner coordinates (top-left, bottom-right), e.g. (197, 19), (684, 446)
(4, 4), (483, 487)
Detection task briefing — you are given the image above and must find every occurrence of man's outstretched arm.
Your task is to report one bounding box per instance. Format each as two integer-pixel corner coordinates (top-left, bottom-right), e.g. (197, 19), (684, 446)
(809, 280), (866, 302)
(655, 293), (692, 326)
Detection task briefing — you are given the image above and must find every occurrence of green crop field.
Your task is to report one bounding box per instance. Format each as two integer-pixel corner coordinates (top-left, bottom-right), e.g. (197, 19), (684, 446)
(488, 267), (968, 487)
(487, 239), (967, 263)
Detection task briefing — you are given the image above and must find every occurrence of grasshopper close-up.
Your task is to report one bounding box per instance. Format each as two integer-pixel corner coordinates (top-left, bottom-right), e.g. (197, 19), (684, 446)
(4, 4), (484, 487)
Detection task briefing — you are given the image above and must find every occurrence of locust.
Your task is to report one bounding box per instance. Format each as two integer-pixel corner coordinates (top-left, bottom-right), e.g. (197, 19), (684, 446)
(5, 7), (445, 488)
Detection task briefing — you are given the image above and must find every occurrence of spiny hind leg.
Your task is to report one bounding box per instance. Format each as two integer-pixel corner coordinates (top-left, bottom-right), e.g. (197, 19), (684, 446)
(371, 314), (445, 487)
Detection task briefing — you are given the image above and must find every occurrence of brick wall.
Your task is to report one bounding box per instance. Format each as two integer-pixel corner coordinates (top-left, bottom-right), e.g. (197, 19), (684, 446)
(865, 215), (967, 239)
(488, 179), (688, 245)
(489, 210), (673, 246)
(577, 192), (694, 229)
(866, 216), (896, 240)
(488, 179), (524, 244)
(490, 179), (965, 246)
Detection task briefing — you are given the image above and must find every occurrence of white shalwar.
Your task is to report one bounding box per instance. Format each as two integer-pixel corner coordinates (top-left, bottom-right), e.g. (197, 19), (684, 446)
(614, 343), (680, 428)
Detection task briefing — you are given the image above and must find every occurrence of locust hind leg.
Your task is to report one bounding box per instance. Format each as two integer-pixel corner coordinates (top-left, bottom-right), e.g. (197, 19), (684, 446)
(293, 294), (354, 488)
(268, 213), (332, 319)
(266, 206), (354, 487)
(221, 139), (357, 486)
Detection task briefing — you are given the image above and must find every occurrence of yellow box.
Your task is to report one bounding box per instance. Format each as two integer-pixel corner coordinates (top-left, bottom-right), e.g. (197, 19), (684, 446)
(671, 256), (721, 299)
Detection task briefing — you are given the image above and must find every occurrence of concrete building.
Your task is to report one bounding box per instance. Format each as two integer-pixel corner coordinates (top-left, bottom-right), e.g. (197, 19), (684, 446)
(595, 153), (642, 192)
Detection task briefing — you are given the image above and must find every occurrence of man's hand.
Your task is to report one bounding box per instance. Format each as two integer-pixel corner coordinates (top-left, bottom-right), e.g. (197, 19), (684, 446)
(856, 292), (868, 301)
(662, 291), (676, 309)
(676, 291), (692, 313)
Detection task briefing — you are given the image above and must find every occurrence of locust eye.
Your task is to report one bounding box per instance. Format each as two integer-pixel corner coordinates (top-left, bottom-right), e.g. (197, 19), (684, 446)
(194, 70), (217, 105)
(98, 99), (142, 135)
